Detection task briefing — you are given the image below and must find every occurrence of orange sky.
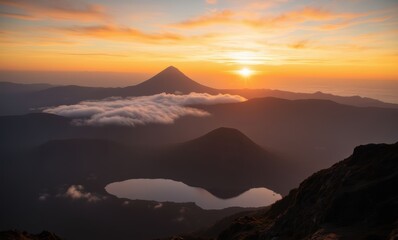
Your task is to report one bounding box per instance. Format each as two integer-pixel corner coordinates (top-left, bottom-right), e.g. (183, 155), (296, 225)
(0, 0), (397, 89)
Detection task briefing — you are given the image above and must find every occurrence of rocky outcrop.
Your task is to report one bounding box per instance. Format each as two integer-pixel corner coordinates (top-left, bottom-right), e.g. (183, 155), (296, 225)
(218, 142), (398, 239)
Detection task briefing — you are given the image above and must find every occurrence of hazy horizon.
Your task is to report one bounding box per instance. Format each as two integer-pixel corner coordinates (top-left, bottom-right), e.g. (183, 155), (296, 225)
(2, 68), (398, 103)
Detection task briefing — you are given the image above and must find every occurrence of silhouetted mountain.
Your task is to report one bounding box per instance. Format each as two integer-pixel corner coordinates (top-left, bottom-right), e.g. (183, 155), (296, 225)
(155, 128), (287, 198)
(0, 82), (54, 94)
(0, 85), (107, 115)
(1, 67), (397, 115)
(0, 230), (63, 240)
(185, 127), (260, 149)
(115, 66), (217, 96)
(0, 113), (71, 152)
(0, 136), (260, 240)
(219, 142), (398, 239)
(224, 88), (398, 109)
(8, 128), (285, 198)
(165, 142), (398, 239)
(1, 97), (397, 194)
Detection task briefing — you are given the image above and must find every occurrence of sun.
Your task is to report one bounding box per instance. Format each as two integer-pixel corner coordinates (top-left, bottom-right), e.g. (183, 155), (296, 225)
(237, 67), (253, 78)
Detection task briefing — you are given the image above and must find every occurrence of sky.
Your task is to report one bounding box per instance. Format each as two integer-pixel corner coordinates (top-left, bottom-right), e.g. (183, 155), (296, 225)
(0, 0), (397, 90)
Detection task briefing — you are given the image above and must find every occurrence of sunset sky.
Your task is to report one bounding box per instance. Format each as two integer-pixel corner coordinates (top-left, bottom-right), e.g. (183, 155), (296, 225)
(0, 0), (397, 90)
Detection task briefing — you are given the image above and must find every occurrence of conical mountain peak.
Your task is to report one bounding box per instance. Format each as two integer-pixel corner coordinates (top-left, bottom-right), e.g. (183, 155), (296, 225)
(164, 65), (179, 71)
(131, 66), (217, 94)
(153, 66), (188, 80)
(187, 127), (262, 150)
(201, 127), (249, 141)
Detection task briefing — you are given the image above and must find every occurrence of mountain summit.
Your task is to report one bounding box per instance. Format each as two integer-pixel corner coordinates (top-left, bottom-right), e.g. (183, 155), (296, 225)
(186, 127), (262, 152)
(121, 66), (217, 96)
(157, 127), (285, 198)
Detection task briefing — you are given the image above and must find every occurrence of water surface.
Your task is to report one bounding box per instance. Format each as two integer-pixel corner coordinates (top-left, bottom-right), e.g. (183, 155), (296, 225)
(105, 178), (282, 209)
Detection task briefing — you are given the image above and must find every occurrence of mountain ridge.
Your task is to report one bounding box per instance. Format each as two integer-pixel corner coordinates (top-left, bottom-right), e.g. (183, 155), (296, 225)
(8, 127), (287, 199)
(1, 66), (398, 115)
(162, 142), (398, 240)
(217, 142), (398, 239)
(1, 96), (397, 193)
(155, 127), (285, 198)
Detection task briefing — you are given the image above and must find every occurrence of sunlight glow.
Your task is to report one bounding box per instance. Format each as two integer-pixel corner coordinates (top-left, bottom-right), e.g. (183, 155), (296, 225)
(238, 67), (253, 78)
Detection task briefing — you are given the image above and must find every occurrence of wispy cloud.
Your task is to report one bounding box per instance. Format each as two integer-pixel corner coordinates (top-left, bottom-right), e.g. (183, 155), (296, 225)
(289, 40), (310, 49)
(170, 7), (362, 29)
(56, 24), (185, 42)
(43, 93), (246, 127)
(38, 193), (50, 201)
(170, 10), (235, 28)
(59, 52), (129, 57)
(0, 0), (108, 22)
(0, 33), (78, 46)
(153, 203), (163, 209)
(318, 16), (389, 31)
(206, 0), (217, 5)
(0, 11), (38, 20)
(64, 185), (103, 202)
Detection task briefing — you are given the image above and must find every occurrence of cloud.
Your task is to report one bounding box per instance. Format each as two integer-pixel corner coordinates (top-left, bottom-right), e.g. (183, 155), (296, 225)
(261, 7), (361, 28)
(289, 40), (310, 49)
(43, 93), (246, 127)
(38, 193), (50, 201)
(60, 52), (129, 57)
(153, 203), (163, 209)
(171, 10), (235, 28)
(0, 11), (38, 20)
(64, 185), (102, 202)
(53, 24), (221, 45)
(0, 0), (108, 22)
(170, 7), (362, 29)
(170, 10), (235, 28)
(206, 0), (217, 5)
(56, 24), (185, 42)
(0, 34), (79, 46)
(318, 16), (389, 31)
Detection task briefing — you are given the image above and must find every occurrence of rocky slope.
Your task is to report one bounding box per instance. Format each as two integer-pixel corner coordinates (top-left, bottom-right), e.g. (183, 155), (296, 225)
(166, 142), (398, 240)
(219, 142), (398, 239)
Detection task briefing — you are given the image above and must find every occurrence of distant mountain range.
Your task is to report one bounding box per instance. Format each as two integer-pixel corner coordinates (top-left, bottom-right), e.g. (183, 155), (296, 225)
(1, 97), (397, 193)
(1, 66), (397, 115)
(1, 66), (397, 240)
(162, 142), (398, 240)
(1, 129), (262, 240)
(4, 128), (286, 198)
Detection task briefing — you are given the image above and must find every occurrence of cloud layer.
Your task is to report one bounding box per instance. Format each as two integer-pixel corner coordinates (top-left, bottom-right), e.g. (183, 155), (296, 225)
(0, 0), (108, 22)
(43, 92), (246, 127)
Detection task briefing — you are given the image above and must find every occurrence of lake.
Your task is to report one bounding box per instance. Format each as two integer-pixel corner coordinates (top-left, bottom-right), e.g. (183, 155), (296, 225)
(105, 178), (282, 209)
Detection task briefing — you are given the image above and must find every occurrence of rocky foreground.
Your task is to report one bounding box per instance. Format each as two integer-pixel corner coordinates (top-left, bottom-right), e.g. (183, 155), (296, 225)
(162, 142), (398, 240)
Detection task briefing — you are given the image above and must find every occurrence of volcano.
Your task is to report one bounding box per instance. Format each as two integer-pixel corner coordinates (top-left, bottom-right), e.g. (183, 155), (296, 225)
(117, 66), (218, 96)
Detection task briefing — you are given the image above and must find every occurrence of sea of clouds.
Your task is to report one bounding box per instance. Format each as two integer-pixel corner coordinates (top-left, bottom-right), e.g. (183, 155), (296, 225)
(43, 92), (246, 126)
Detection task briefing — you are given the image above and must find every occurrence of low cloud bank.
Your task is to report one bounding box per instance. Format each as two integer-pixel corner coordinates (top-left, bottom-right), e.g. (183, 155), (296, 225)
(43, 92), (246, 126)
